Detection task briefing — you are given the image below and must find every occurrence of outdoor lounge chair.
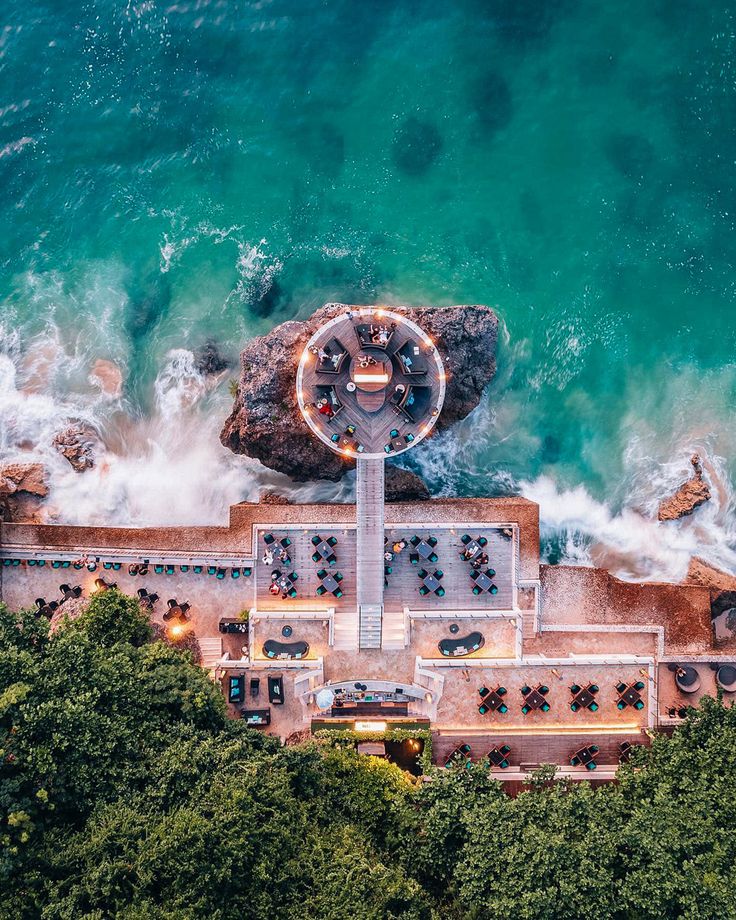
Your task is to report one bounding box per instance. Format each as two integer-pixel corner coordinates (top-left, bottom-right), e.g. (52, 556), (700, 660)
(316, 337), (348, 374)
(395, 338), (428, 375)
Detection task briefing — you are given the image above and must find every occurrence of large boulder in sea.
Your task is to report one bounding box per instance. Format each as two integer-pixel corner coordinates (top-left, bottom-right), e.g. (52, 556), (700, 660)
(385, 465), (431, 502)
(0, 462), (49, 522)
(658, 454), (711, 522)
(220, 303), (498, 482)
(53, 423), (99, 473)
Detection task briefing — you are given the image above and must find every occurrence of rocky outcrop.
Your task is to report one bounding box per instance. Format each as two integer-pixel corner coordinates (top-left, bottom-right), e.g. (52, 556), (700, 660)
(658, 454), (711, 521)
(385, 465), (430, 502)
(0, 462), (49, 522)
(220, 303), (498, 481)
(260, 491), (292, 505)
(53, 423), (99, 473)
(685, 557), (736, 619)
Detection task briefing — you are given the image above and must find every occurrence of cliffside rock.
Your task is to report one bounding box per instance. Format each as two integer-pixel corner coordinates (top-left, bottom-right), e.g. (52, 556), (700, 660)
(260, 491), (292, 505)
(0, 462), (49, 522)
(53, 423), (99, 473)
(658, 454), (711, 521)
(685, 557), (736, 619)
(385, 465), (431, 502)
(221, 303), (498, 481)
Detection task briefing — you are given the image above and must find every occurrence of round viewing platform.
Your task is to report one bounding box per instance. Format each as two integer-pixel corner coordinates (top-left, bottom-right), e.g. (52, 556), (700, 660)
(296, 307), (446, 460)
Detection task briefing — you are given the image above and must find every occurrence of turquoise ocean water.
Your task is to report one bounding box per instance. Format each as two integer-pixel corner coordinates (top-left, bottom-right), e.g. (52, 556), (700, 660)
(2, 0), (736, 580)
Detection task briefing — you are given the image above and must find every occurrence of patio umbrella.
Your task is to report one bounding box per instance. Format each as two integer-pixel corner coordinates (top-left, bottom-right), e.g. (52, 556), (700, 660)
(316, 688), (335, 710)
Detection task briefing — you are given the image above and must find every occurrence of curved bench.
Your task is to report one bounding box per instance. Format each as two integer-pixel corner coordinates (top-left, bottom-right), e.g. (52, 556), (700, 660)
(438, 632), (485, 657)
(263, 639), (310, 660)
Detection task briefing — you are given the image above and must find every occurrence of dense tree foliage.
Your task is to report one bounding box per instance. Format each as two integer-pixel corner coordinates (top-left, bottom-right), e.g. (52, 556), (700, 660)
(1, 592), (735, 919)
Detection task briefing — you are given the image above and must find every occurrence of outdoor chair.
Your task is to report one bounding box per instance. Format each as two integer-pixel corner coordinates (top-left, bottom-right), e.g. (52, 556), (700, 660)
(500, 745), (511, 755)
(334, 572), (343, 582)
(461, 534), (471, 545)
(479, 703), (489, 715)
(589, 684), (599, 693)
(335, 589), (343, 598)
(616, 681), (626, 693)
(429, 552), (439, 564)
(436, 587), (445, 597)
(216, 569), (226, 580)
(586, 761), (597, 771)
(390, 429), (399, 438)
(479, 687), (489, 697)
(497, 687), (507, 696)
(617, 701), (626, 710)
(231, 568), (240, 579)
(312, 552), (321, 563)
(38, 561), (46, 567)
(331, 433), (340, 443)
(539, 686), (549, 695)
(500, 760), (509, 769)
(193, 565), (203, 574)
(311, 535), (320, 545)
(327, 536), (337, 546)
(417, 568), (428, 579)
(180, 565), (189, 573)
(571, 684), (581, 694)
(571, 702), (579, 712)
(489, 585), (498, 595)
(291, 572), (298, 581)
(541, 703), (550, 712)
(155, 565), (164, 574)
(472, 586), (481, 595)
(571, 755), (580, 766)
(328, 554), (337, 566)
(428, 536), (438, 547)
(487, 568), (496, 578)
(52, 561), (61, 568)
(590, 745), (599, 753)
(498, 704), (508, 713)
(590, 702), (599, 712)
(62, 561), (70, 568)
(410, 535), (420, 547)
(288, 588), (297, 598)
(317, 569), (327, 579)
(521, 705), (530, 715)
(316, 585), (327, 596)
(435, 569), (444, 578)
(345, 425), (356, 435)
(634, 700), (644, 710)
(384, 565), (392, 575)
(263, 533), (275, 545)
(479, 537), (488, 547)
(207, 566), (216, 575)
(243, 568), (252, 577)
(634, 681), (645, 691)
(164, 565), (173, 574)
(281, 537), (291, 547)
(103, 562), (112, 570)
(410, 553), (419, 565)
(419, 586), (429, 596)
(521, 686), (531, 695)
(113, 563), (122, 571)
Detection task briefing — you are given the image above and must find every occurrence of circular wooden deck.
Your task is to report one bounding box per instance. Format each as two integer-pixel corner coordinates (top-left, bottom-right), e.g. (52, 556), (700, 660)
(296, 308), (446, 460)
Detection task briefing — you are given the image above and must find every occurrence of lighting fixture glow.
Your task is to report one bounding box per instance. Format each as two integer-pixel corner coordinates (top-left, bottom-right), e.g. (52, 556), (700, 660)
(354, 372), (389, 384)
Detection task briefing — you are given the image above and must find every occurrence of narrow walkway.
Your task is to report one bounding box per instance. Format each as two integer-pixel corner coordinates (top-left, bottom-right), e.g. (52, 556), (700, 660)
(356, 458), (385, 648)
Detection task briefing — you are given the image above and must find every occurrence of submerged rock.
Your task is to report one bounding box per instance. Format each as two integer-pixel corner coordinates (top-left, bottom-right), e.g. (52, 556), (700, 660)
(220, 302), (498, 482)
(89, 359), (123, 398)
(194, 340), (229, 376)
(392, 117), (443, 176)
(53, 423), (99, 473)
(385, 465), (431, 502)
(658, 454), (711, 521)
(0, 462), (49, 522)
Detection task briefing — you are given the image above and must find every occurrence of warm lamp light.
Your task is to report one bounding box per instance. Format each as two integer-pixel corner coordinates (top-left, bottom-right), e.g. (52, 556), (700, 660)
(170, 624), (184, 638)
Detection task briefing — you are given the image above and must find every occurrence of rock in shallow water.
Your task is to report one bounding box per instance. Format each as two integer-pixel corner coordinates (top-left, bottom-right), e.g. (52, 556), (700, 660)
(0, 462), (48, 522)
(385, 465), (431, 502)
(220, 303), (498, 482)
(657, 454), (711, 522)
(53, 423), (99, 473)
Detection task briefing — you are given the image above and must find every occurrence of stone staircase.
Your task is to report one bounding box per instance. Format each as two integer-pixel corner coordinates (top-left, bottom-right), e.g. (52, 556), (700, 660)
(199, 637), (223, 673)
(359, 603), (383, 649)
(381, 606), (407, 649)
(333, 605), (359, 650)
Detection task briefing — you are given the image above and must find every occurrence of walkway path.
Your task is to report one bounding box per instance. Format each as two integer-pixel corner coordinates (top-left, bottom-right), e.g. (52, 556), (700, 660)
(356, 458), (385, 648)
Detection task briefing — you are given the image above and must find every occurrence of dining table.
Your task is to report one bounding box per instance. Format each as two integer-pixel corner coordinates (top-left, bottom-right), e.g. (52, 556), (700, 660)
(488, 747), (509, 767)
(320, 572), (339, 594)
(313, 539), (333, 560)
(479, 688), (504, 711)
(523, 687), (547, 710)
(422, 572), (441, 593)
(572, 686), (596, 709)
(463, 539), (483, 559)
(415, 540), (434, 559)
(619, 684), (642, 707)
(473, 571), (493, 592)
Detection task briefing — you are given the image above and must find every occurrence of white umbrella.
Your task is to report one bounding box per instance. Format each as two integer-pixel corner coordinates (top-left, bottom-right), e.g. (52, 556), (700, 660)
(315, 688), (335, 709)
